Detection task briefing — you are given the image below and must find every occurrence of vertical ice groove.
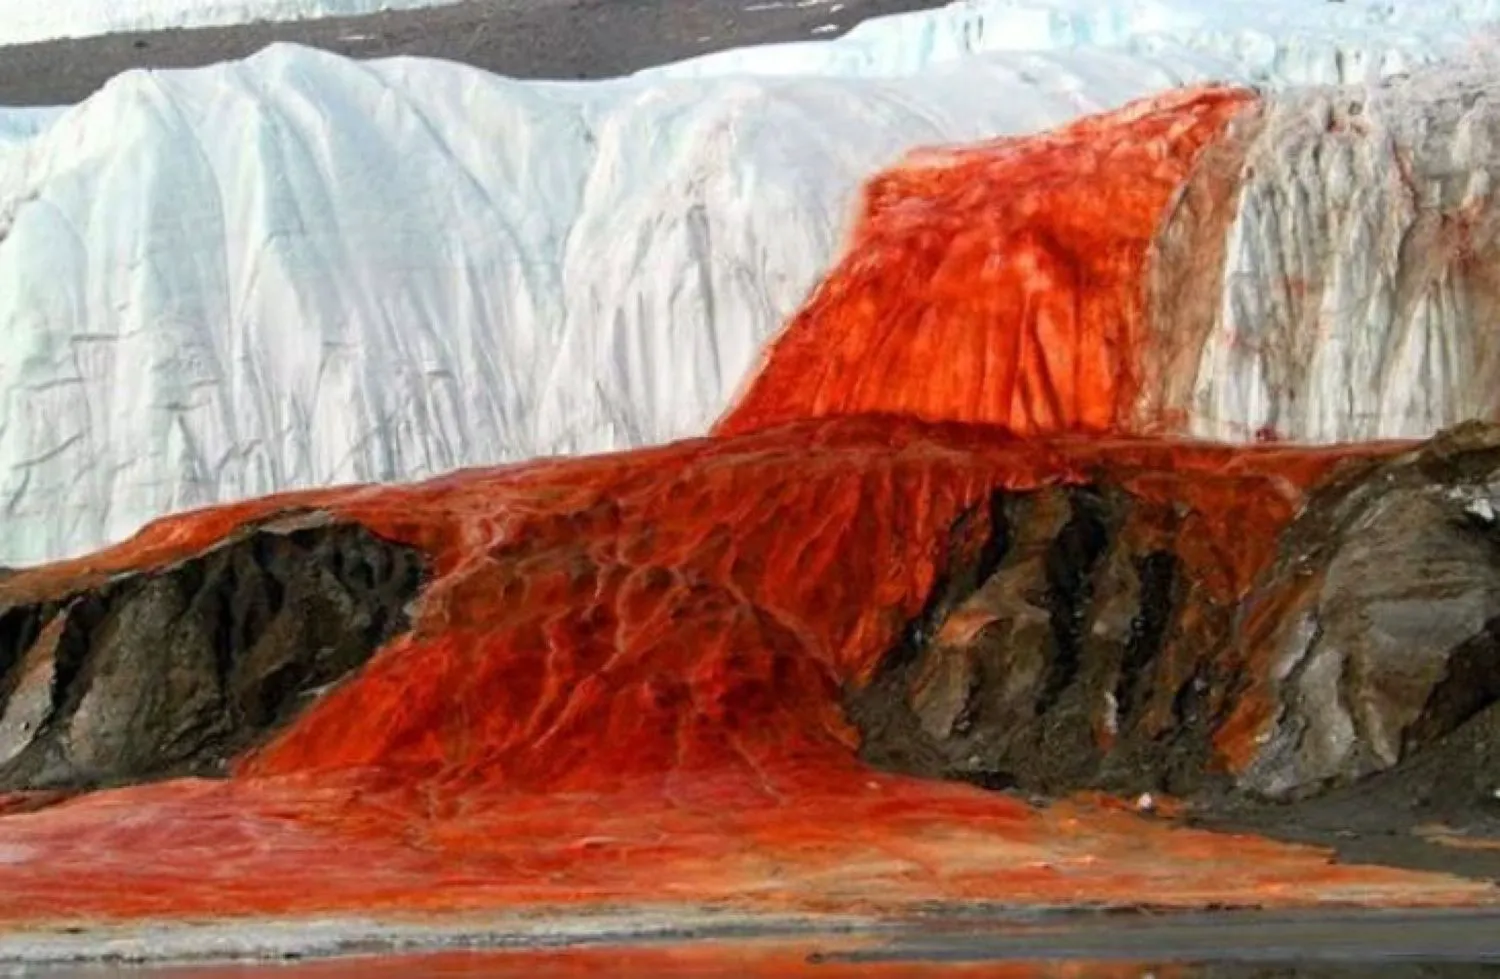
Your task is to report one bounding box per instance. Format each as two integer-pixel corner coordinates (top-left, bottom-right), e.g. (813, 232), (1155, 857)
(1168, 66), (1500, 444)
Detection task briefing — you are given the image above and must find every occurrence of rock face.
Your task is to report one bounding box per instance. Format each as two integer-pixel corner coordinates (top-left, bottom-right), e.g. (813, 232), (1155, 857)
(3, 420), (1495, 813)
(1235, 424), (1500, 803)
(0, 418), (1353, 797)
(852, 424), (1500, 825)
(0, 513), (424, 792)
(9, 416), (1496, 813)
(849, 482), (1234, 800)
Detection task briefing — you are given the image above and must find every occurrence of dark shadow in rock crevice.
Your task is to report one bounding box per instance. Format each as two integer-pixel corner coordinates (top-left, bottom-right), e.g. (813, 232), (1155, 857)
(849, 482), (1236, 801)
(847, 488), (1013, 781)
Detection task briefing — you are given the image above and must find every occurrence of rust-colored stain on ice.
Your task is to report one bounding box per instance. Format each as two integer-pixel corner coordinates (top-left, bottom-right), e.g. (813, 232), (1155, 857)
(716, 87), (1256, 439)
(0, 85), (1488, 930)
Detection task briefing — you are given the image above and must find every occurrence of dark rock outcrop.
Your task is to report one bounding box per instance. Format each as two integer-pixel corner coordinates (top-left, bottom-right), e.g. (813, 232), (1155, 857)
(1236, 424), (1500, 801)
(0, 512), (425, 792)
(851, 424), (1500, 834)
(848, 483), (1240, 800)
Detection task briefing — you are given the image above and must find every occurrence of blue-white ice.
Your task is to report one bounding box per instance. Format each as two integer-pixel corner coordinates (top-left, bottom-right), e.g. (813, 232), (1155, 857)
(640, 0), (1500, 83)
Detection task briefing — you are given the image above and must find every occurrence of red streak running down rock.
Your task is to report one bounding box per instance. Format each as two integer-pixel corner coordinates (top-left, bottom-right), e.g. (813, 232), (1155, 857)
(0, 418), (1474, 926)
(716, 87), (1258, 440)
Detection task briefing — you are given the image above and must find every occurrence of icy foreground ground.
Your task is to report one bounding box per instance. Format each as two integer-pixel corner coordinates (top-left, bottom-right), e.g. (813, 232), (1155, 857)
(0, 1), (1498, 567)
(0, 0), (463, 47)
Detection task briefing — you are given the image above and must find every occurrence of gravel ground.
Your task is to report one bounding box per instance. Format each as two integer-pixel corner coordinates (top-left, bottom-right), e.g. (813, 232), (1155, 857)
(0, 0), (952, 105)
(9, 906), (1500, 971)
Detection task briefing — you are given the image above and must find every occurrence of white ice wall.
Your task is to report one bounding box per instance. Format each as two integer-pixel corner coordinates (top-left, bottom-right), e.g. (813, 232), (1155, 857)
(1177, 68), (1500, 444)
(642, 0), (1500, 84)
(0, 106), (64, 145)
(2, 0), (1499, 567)
(0, 43), (1219, 566)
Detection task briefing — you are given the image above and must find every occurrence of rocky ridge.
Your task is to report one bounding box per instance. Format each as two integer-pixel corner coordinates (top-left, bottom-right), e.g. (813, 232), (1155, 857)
(0, 419), (1495, 877)
(0, 513), (424, 792)
(852, 425), (1500, 867)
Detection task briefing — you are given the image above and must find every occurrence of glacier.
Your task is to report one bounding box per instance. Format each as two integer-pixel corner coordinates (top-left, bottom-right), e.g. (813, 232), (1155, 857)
(2, 0), (1500, 567)
(0, 0), (464, 47)
(0, 106), (64, 146)
(644, 0), (1500, 84)
(1162, 68), (1500, 444)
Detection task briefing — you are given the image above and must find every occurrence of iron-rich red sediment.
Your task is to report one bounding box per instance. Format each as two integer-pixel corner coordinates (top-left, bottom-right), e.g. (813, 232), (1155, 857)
(4, 81), (1500, 934)
(0, 418), (1486, 925)
(715, 87), (1257, 440)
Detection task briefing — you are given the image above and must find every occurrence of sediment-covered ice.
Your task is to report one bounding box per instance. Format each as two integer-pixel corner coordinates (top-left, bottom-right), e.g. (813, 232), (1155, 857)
(0, 0), (463, 47)
(714, 63), (1500, 448)
(1156, 67), (1500, 444)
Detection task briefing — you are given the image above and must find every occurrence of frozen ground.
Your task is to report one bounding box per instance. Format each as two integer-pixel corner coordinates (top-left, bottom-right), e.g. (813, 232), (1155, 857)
(5, 906), (1500, 968)
(0, 908), (874, 964)
(0, 0), (465, 47)
(1, 0), (1499, 567)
